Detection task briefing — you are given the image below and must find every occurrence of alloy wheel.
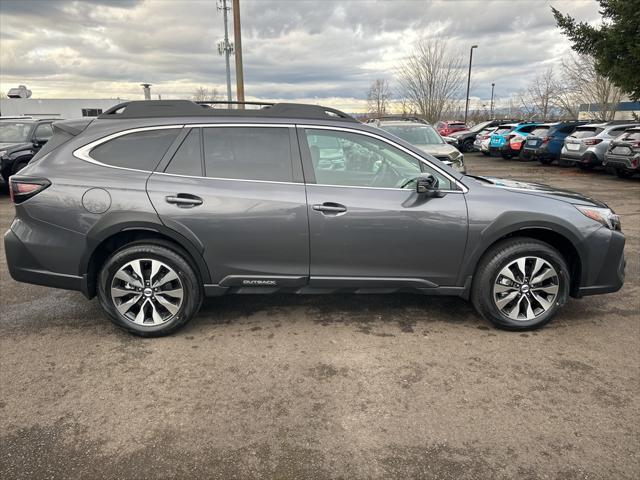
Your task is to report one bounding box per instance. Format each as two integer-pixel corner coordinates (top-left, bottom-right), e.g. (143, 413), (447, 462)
(110, 258), (184, 326)
(493, 256), (559, 321)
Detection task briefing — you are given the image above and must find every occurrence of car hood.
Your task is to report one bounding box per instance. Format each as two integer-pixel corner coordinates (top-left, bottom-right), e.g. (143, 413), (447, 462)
(415, 144), (458, 157)
(450, 130), (471, 137)
(0, 142), (31, 152)
(468, 175), (608, 207)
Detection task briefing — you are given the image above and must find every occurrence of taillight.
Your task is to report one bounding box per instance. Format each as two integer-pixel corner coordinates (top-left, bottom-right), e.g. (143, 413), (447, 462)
(9, 177), (51, 204)
(632, 142), (640, 151)
(583, 138), (603, 146)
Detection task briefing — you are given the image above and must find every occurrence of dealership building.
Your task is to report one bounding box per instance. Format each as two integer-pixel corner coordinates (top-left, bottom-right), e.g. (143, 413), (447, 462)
(0, 98), (126, 119)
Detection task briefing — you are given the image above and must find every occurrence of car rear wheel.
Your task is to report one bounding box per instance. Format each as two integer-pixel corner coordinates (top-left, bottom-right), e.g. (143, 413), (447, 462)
(471, 238), (569, 331)
(461, 139), (474, 153)
(98, 244), (202, 337)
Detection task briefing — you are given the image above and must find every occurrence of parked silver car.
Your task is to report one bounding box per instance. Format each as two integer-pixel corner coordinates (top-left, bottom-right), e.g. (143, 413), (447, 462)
(603, 126), (640, 178)
(373, 119), (465, 173)
(560, 122), (639, 169)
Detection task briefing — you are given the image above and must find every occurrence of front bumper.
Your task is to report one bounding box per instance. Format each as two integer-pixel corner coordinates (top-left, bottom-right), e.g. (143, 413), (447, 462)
(575, 228), (625, 297)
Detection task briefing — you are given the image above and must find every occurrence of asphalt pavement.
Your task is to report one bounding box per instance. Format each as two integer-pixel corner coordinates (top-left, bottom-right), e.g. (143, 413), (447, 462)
(1, 153), (638, 479)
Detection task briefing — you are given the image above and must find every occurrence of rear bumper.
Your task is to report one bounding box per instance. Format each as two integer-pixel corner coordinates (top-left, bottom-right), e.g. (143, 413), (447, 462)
(603, 153), (640, 170)
(4, 228), (90, 297)
(560, 151), (602, 166)
(522, 146), (556, 161)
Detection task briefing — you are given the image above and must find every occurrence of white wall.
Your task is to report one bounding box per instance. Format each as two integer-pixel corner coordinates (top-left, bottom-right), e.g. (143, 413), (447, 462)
(0, 98), (126, 119)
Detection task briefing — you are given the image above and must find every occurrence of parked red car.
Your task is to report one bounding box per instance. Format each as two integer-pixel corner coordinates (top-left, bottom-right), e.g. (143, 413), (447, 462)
(436, 120), (467, 137)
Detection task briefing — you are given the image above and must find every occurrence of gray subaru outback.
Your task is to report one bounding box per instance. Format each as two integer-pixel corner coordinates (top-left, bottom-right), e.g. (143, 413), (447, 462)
(4, 101), (625, 336)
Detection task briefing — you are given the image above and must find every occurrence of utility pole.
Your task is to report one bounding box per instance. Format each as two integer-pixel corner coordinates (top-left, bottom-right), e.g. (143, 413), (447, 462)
(217, 0), (233, 102)
(490, 83), (495, 118)
(463, 45), (477, 125)
(233, 0), (245, 107)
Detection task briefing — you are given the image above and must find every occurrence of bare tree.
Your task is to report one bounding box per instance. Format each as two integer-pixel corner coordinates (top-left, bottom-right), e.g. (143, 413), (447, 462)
(367, 79), (391, 117)
(519, 67), (557, 121)
(396, 39), (465, 123)
(555, 54), (623, 121)
(192, 86), (221, 103)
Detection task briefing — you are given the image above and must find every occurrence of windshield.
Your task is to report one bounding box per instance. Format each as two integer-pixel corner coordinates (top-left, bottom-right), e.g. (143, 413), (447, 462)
(469, 121), (491, 133)
(0, 122), (33, 143)
(570, 127), (603, 138)
(621, 131), (640, 141)
(494, 126), (514, 135)
(381, 124), (444, 145)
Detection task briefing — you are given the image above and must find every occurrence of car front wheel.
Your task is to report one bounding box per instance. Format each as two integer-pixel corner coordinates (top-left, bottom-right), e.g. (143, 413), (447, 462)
(471, 238), (570, 330)
(98, 243), (202, 337)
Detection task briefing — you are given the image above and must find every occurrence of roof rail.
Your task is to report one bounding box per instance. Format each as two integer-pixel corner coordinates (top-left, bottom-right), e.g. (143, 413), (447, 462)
(366, 115), (429, 125)
(98, 100), (358, 123)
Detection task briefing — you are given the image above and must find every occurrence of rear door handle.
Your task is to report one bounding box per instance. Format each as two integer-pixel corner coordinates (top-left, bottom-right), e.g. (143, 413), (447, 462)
(312, 202), (347, 214)
(165, 194), (203, 207)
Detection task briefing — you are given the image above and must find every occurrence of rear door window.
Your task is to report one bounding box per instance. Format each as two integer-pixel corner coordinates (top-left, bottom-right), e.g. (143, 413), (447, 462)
(90, 128), (180, 171)
(203, 127), (293, 182)
(165, 128), (202, 176)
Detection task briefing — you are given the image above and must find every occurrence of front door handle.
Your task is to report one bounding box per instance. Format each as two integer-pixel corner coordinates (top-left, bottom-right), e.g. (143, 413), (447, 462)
(312, 202), (347, 214)
(165, 194), (203, 207)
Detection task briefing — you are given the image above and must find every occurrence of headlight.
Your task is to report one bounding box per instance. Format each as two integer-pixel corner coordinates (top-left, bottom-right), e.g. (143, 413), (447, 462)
(450, 150), (462, 160)
(575, 205), (621, 231)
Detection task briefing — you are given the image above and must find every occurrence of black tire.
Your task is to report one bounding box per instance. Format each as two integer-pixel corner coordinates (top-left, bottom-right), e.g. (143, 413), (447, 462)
(461, 139), (474, 153)
(615, 169), (634, 179)
(471, 238), (570, 331)
(538, 158), (553, 165)
(558, 159), (574, 168)
(98, 243), (202, 337)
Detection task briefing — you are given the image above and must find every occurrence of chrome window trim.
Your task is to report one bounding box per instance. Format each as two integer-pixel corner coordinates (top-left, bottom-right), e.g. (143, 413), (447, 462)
(73, 125), (185, 173)
(72, 122), (467, 193)
(298, 124), (468, 193)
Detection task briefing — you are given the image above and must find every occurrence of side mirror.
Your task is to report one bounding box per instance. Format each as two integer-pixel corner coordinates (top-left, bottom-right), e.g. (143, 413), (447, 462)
(416, 174), (439, 194)
(33, 138), (47, 147)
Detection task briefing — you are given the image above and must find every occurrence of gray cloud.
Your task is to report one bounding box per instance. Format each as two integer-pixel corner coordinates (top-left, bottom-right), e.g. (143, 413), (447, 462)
(0, 0), (601, 109)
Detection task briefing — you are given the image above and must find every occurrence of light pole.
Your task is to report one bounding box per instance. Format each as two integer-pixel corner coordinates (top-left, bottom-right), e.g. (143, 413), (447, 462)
(218, 0), (233, 102)
(490, 82), (495, 118)
(463, 45), (477, 125)
(232, 0), (245, 106)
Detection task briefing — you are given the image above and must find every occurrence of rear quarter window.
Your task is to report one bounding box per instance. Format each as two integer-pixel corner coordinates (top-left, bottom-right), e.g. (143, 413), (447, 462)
(90, 128), (180, 171)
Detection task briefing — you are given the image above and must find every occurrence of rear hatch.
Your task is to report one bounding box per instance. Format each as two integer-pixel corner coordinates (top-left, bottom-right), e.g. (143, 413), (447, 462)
(524, 126), (551, 150)
(609, 130), (640, 157)
(564, 126), (604, 155)
(489, 126), (514, 147)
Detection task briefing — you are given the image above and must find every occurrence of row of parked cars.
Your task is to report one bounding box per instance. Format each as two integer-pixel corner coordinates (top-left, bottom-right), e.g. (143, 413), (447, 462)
(449, 119), (640, 179)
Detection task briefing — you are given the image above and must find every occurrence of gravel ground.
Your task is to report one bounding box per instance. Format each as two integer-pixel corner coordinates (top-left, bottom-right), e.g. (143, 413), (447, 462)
(1, 153), (639, 479)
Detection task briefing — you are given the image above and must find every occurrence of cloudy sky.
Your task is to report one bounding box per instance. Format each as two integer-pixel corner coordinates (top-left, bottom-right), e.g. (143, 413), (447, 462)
(0, 0), (601, 111)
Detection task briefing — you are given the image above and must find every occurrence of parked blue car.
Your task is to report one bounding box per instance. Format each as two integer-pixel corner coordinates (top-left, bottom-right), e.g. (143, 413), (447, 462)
(520, 121), (588, 164)
(489, 123), (540, 158)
